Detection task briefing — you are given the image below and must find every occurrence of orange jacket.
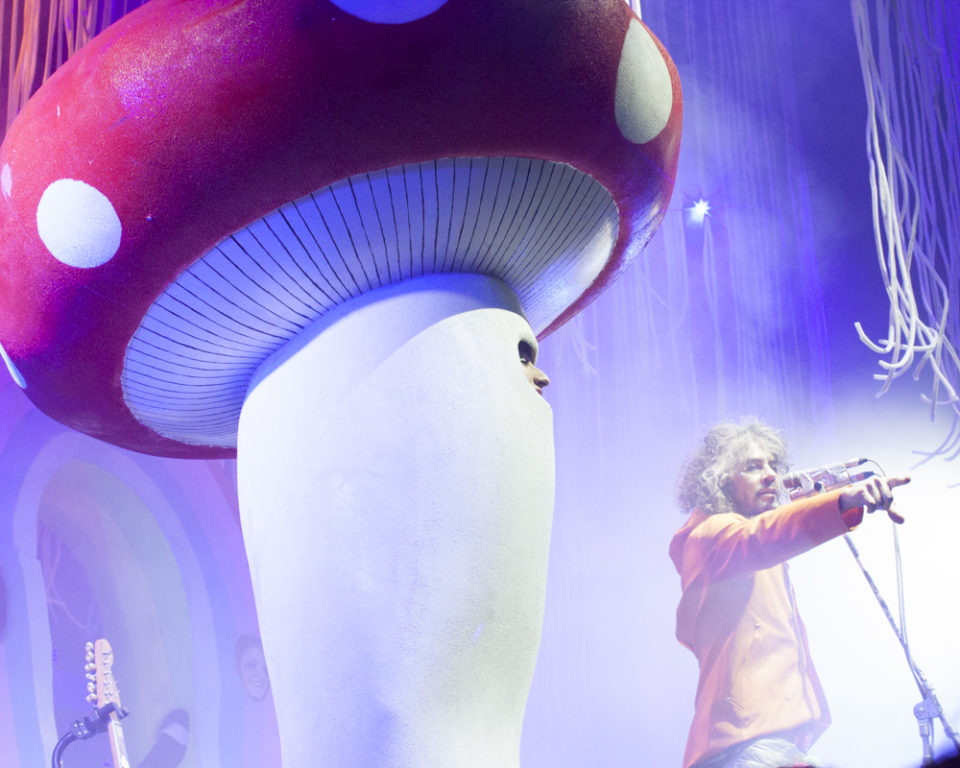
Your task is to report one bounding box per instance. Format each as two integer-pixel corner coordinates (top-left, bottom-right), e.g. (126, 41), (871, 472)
(668, 490), (862, 768)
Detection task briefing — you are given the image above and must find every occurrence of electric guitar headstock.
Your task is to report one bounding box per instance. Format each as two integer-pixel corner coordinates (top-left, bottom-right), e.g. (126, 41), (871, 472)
(85, 638), (131, 768)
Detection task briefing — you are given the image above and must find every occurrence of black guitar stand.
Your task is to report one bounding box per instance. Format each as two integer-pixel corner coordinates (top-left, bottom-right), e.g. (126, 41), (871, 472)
(51, 702), (129, 768)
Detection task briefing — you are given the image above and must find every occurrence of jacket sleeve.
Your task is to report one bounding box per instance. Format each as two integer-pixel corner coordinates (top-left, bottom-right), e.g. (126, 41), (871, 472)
(684, 490), (860, 583)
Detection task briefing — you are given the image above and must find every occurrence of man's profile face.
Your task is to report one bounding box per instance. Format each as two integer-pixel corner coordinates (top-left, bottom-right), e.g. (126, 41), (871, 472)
(725, 440), (780, 517)
(518, 340), (549, 395)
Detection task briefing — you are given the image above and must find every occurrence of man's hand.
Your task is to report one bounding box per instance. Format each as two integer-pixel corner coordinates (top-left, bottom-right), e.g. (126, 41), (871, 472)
(839, 475), (911, 524)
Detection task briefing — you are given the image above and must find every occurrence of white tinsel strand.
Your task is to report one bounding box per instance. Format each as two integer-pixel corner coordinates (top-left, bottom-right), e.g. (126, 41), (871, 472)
(851, 0), (960, 459)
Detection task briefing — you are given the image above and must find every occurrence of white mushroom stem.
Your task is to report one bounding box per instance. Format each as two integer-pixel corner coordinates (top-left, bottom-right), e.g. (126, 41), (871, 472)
(237, 273), (555, 767)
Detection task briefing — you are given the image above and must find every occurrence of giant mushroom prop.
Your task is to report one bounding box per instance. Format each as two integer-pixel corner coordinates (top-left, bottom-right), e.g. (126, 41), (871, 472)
(0, 0), (680, 764)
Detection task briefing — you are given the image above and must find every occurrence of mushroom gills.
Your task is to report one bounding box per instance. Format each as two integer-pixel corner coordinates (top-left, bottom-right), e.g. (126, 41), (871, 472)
(121, 156), (618, 448)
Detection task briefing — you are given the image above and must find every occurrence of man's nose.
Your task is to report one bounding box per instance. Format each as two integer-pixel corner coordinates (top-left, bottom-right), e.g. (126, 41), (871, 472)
(534, 367), (550, 389)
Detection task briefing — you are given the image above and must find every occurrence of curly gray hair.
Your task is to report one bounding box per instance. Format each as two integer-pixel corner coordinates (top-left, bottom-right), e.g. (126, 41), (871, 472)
(676, 419), (788, 515)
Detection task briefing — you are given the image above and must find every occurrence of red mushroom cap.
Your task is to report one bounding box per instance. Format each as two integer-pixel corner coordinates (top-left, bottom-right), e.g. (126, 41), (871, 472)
(0, 0), (681, 457)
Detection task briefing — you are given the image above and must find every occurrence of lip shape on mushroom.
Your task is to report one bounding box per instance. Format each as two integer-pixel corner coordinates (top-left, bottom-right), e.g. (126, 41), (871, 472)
(0, 0), (680, 764)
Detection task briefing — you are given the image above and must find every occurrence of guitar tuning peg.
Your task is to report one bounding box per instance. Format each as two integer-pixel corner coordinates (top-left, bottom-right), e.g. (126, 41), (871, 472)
(84, 662), (96, 672)
(86, 693), (97, 703)
(85, 652), (94, 663)
(86, 672), (96, 682)
(87, 682), (96, 693)
(84, 641), (94, 651)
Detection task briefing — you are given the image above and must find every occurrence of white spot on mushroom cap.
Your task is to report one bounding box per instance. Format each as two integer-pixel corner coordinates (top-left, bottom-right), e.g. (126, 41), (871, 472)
(1, 164), (11, 198)
(0, 340), (26, 389)
(615, 19), (673, 145)
(37, 178), (122, 269)
(328, 0), (448, 24)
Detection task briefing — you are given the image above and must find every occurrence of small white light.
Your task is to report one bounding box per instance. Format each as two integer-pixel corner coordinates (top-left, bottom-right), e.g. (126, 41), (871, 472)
(690, 198), (710, 222)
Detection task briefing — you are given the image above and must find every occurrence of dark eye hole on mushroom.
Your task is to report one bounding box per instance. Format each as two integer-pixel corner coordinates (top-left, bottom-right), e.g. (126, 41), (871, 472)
(518, 340), (550, 394)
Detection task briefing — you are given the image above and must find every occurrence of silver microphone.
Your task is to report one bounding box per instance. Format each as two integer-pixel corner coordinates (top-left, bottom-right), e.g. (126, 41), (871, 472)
(782, 458), (873, 500)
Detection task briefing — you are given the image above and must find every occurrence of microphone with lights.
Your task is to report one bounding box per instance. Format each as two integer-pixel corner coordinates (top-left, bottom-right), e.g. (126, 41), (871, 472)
(782, 458), (874, 500)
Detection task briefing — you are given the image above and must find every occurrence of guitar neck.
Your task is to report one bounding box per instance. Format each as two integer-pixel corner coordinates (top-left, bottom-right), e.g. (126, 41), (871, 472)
(107, 715), (131, 768)
(90, 638), (131, 768)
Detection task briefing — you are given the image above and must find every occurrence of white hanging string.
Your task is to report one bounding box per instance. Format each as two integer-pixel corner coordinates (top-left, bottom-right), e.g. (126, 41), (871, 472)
(1, 0), (137, 138)
(851, 0), (960, 460)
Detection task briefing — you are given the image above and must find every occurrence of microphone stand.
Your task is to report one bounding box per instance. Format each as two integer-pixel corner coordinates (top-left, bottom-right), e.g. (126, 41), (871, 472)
(51, 702), (129, 768)
(843, 533), (960, 764)
(789, 461), (959, 762)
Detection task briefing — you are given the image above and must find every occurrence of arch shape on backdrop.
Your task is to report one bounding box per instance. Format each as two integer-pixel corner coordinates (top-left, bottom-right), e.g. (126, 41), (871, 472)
(36, 459), (194, 764)
(6, 428), (213, 765)
(0, 396), (258, 767)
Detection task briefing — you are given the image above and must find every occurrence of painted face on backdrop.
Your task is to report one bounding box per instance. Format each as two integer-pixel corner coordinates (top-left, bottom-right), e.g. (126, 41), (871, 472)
(724, 440), (780, 517)
(518, 340), (550, 395)
(237, 641), (270, 700)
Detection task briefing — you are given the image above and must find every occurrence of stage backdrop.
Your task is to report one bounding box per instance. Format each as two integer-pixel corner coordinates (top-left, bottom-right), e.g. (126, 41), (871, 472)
(1, 2), (958, 768)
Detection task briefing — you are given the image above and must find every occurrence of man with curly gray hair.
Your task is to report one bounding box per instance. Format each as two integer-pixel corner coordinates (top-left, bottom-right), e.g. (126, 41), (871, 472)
(669, 419), (909, 768)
